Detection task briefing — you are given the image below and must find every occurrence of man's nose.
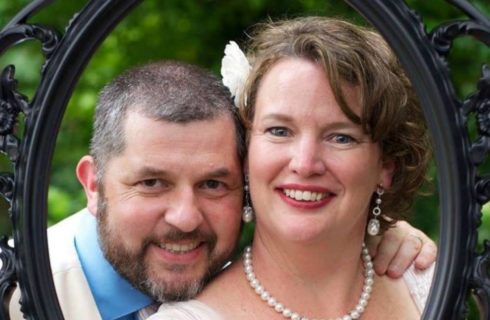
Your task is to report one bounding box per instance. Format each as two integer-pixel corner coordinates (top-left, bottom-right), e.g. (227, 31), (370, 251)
(288, 137), (326, 177)
(164, 188), (204, 232)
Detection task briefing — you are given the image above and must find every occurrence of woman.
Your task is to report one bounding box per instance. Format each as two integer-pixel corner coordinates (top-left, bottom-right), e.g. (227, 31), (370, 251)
(149, 17), (433, 319)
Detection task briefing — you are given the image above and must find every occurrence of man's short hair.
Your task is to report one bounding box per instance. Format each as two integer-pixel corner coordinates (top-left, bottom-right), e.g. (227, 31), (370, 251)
(90, 60), (245, 181)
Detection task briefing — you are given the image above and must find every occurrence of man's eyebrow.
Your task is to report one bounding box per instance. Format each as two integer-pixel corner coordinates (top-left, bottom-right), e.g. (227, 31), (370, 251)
(206, 168), (232, 178)
(134, 167), (233, 179)
(135, 166), (171, 177)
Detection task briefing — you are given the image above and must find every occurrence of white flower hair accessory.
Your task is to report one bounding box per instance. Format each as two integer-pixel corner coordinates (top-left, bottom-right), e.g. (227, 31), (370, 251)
(221, 41), (251, 107)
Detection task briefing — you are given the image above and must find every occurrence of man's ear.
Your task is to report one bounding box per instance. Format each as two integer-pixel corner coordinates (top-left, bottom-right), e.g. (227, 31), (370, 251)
(76, 155), (99, 216)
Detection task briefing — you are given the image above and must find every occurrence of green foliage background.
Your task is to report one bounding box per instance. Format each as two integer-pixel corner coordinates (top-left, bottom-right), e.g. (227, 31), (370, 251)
(0, 0), (489, 318)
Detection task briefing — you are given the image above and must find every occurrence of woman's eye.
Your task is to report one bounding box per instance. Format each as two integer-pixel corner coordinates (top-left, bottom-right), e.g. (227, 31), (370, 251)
(329, 134), (357, 145)
(267, 127), (290, 137)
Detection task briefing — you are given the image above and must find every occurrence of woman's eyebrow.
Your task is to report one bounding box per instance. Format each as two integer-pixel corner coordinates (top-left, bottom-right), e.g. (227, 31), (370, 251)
(261, 112), (359, 130)
(322, 121), (360, 130)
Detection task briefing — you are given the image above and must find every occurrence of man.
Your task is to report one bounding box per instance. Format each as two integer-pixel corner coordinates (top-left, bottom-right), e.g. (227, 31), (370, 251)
(9, 61), (435, 320)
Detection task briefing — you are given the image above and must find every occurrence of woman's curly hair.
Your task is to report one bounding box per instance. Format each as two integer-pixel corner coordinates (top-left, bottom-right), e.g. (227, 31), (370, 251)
(239, 17), (431, 232)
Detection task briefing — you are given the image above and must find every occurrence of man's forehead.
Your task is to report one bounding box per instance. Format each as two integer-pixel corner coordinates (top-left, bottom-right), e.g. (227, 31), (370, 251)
(120, 112), (240, 161)
(124, 109), (235, 135)
(124, 107), (236, 126)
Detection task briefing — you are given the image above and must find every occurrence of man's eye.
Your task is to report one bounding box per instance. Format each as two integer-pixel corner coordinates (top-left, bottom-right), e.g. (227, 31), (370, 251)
(141, 179), (161, 187)
(202, 180), (223, 189)
(267, 127), (290, 137)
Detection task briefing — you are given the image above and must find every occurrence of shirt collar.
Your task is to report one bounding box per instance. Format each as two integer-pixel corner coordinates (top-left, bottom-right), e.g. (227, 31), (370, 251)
(75, 210), (153, 320)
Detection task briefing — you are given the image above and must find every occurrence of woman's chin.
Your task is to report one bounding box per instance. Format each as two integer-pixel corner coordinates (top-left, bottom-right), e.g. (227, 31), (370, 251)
(276, 221), (335, 243)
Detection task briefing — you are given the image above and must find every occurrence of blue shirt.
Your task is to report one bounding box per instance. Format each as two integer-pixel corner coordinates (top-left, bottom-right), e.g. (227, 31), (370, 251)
(75, 211), (153, 320)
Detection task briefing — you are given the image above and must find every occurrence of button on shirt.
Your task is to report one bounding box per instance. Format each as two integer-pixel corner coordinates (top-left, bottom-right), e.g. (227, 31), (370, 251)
(75, 211), (154, 320)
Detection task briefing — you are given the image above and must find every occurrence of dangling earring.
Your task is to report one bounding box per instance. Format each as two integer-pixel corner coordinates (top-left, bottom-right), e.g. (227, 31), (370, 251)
(242, 176), (254, 223)
(367, 185), (384, 236)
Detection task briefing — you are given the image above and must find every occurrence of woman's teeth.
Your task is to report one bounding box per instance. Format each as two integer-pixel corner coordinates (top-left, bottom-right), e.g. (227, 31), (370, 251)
(283, 189), (328, 201)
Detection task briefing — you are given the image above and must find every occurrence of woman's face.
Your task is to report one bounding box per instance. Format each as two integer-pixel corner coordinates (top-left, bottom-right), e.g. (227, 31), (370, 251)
(247, 58), (393, 244)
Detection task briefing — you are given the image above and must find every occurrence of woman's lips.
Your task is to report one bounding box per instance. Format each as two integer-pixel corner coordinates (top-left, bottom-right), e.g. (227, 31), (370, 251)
(276, 185), (334, 209)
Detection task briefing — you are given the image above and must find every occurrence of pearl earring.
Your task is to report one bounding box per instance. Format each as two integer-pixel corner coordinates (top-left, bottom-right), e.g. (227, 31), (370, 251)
(367, 185), (384, 236)
(242, 176), (254, 223)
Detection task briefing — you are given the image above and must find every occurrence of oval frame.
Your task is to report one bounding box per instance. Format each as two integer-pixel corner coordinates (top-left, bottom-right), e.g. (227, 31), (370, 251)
(0, 0), (489, 319)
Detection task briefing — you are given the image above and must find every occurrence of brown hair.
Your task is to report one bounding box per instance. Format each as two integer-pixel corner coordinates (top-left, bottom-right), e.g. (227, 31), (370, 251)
(239, 17), (431, 231)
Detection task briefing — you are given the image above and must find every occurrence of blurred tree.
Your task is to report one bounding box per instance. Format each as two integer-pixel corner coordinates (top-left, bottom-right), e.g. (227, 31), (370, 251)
(0, 1), (488, 317)
(0, 0), (487, 242)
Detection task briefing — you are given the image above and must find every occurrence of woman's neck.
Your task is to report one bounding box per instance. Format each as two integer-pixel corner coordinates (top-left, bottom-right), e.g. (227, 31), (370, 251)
(248, 228), (369, 317)
(252, 223), (366, 275)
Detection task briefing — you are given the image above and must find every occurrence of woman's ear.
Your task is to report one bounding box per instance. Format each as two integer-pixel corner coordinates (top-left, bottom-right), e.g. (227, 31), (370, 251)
(380, 159), (396, 189)
(76, 155), (99, 216)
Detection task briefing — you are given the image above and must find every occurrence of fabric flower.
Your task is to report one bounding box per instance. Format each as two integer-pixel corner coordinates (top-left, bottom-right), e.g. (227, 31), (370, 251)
(221, 41), (251, 107)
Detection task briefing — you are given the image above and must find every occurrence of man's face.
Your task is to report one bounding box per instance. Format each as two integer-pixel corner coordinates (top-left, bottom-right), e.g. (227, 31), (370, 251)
(96, 111), (243, 302)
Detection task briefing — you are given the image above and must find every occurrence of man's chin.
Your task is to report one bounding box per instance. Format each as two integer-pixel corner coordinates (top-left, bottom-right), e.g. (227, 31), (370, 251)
(142, 251), (228, 301)
(143, 275), (206, 302)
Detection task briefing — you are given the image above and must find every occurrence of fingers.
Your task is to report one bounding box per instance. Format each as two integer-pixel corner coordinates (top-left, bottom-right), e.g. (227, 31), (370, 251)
(398, 224), (438, 270)
(370, 227), (404, 277)
(414, 235), (437, 270)
(365, 233), (381, 258)
(385, 232), (423, 278)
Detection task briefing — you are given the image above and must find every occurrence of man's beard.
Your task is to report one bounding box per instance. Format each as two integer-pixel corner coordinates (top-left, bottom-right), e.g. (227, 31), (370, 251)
(95, 192), (230, 302)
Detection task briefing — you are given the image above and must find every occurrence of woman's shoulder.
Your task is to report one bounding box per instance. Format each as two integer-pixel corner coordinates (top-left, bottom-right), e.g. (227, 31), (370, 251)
(197, 260), (252, 317)
(148, 300), (223, 320)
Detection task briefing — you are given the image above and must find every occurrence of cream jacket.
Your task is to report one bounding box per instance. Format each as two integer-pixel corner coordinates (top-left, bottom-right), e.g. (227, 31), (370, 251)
(9, 210), (101, 320)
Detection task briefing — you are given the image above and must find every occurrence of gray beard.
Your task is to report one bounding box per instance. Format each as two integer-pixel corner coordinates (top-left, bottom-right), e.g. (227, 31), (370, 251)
(95, 192), (226, 302)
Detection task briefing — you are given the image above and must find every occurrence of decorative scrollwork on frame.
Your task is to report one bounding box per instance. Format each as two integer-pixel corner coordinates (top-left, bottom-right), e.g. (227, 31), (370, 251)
(471, 65), (490, 317)
(472, 240), (490, 318)
(431, 22), (490, 57)
(0, 24), (60, 60)
(0, 0), (60, 55)
(0, 173), (14, 205)
(430, 0), (490, 55)
(465, 66), (490, 165)
(0, 3), (61, 77)
(0, 1), (60, 319)
(475, 175), (490, 204)
(0, 236), (16, 320)
(0, 65), (30, 164)
(429, 0), (490, 316)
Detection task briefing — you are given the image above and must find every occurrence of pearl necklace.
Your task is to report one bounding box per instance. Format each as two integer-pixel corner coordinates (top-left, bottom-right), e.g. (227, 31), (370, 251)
(242, 243), (374, 320)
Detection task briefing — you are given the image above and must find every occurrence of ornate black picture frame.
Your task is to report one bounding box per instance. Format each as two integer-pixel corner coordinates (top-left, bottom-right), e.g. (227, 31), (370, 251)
(0, 0), (488, 319)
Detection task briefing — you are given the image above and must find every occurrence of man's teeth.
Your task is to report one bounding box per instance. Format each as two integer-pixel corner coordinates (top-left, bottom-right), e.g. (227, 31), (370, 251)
(283, 189), (328, 201)
(160, 242), (199, 253)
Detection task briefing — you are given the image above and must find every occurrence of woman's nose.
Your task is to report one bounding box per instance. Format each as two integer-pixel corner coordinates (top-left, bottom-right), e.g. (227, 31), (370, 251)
(288, 138), (326, 177)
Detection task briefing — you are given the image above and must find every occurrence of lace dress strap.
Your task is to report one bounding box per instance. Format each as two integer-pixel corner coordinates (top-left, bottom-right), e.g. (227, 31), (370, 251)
(402, 263), (435, 312)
